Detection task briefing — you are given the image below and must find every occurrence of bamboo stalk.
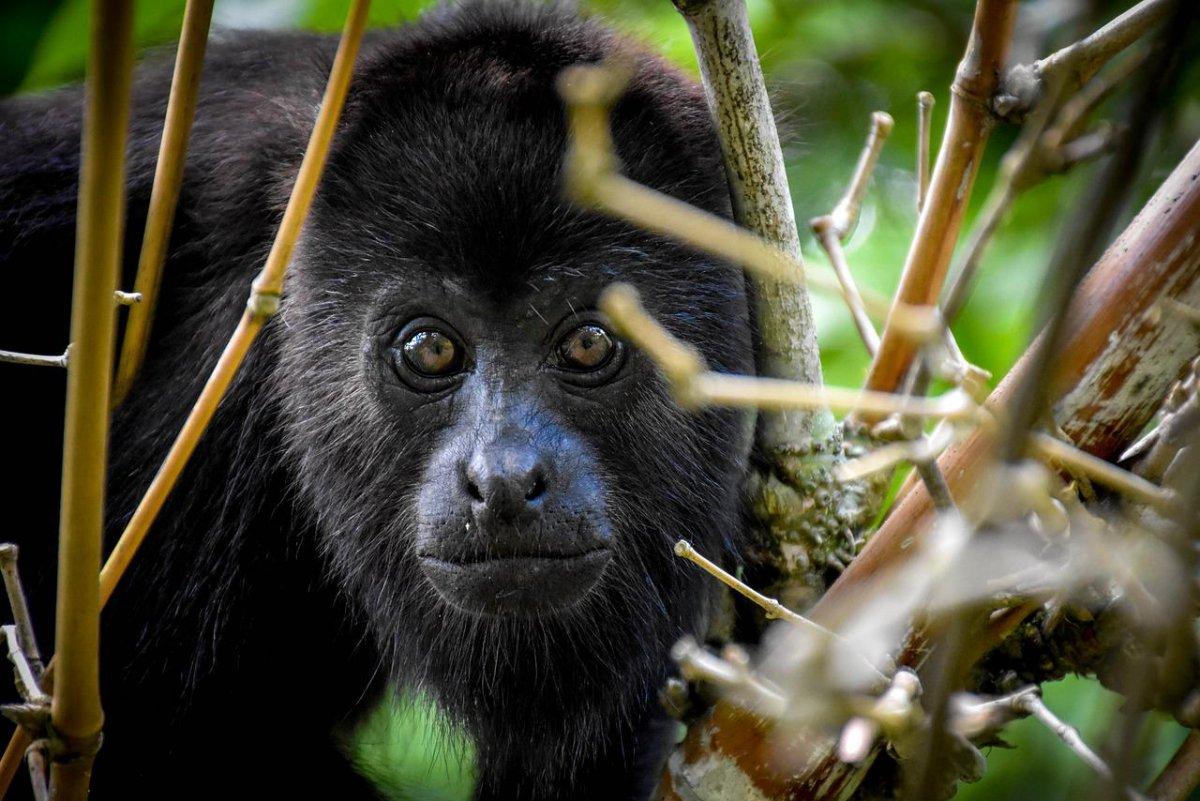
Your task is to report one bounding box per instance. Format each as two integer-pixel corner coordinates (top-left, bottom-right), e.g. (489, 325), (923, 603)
(49, 1), (135, 797)
(101, 0), (369, 606)
(0, 3), (370, 797)
(112, 0), (215, 406)
(861, 0), (1018, 405)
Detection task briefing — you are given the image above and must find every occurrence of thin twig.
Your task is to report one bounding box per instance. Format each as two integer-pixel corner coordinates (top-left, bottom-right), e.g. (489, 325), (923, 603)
(673, 540), (886, 683)
(812, 218), (879, 356)
(1030, 432), (1175, 511)
(112, 0), (216, 405)
(0, 3), (370, 797)
(828, 111), (894, 239)
(600, 282), (976, 420)
(810, 111), (893, 355)
(0, 349), (68, 369)
(0, 547), (41, 679)
(674, 540), (831, 632)
(916, 92), (934, 213)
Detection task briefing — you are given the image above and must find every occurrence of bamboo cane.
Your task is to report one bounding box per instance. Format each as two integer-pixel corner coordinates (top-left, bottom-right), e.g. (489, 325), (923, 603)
(0, 2), (370, 797)
(49, 1), (135, 797)
(112, 0), (216, 406)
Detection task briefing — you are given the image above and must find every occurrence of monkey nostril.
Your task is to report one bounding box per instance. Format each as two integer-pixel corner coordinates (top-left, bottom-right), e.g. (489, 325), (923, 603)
(524, 474), (546, 502)
(465, 476), (483, 503)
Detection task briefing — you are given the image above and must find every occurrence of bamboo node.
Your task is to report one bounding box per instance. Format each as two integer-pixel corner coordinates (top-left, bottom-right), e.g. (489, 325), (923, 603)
(246, 290), (281, 318)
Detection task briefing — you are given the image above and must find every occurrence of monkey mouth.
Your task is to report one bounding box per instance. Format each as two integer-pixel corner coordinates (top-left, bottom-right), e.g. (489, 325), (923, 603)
(418, 549), (612, 617)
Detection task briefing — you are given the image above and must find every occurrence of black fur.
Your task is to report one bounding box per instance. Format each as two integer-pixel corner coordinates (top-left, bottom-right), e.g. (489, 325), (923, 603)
(0, 3), (754, 799)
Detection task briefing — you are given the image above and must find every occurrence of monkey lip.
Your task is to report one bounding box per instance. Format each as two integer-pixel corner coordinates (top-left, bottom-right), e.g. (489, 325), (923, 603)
(418, 549), (612, 617)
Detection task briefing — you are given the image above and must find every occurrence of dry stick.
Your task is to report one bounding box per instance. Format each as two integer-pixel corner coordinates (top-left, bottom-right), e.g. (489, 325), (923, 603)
(0, 547), (42, 679)
(0, 2), (370, 797)
(673, 540), (886, 684)
(811, 111), (894, 356)
(916, 92), (934, 212)
(665, 139), (1200, 801)
(47, 1), (135, 797)
(557, 69), (941, 339)
(672, 0), (833, 455)
(111, 0), (215, 406)
(941, 80), (1064, 325)
(598, 283), (978, 421)
(1148, 731), (1200, 801)
(996, 0), (1186, 466)
(1029, 432), (1175, 510)
(0, 350), (68, 369)
(860, 0), (1018, 408)
(995, 0), (1172, 120)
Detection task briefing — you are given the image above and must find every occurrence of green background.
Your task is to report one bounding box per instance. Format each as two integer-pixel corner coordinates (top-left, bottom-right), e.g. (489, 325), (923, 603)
(2, 1), (1197, 799)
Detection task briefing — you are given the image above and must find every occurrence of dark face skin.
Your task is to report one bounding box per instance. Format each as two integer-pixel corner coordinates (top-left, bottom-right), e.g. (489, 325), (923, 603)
(398, 278), (625, 616)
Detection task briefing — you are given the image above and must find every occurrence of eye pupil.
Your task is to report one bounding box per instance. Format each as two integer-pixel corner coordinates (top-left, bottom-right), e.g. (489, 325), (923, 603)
(402, 330), (461, 376)
(560, 324), (614, 371)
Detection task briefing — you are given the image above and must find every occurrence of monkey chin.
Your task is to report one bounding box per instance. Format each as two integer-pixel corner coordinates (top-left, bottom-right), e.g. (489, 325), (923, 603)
(418, 548), (612, 617)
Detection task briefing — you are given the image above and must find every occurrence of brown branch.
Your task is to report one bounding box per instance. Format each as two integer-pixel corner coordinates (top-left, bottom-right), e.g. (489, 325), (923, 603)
(1148, 731), (1200, 801)
(664, 137), (1200, 801)
(112, 0), (215, 406)
(861, 0), (1018, 407)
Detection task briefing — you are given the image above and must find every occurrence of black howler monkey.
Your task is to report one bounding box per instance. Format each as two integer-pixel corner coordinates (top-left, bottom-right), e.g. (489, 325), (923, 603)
(0, 2), (754, 799)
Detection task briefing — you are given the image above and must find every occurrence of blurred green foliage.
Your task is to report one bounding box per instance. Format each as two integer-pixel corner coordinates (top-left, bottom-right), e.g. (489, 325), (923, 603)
(1, 1), (1197, 799)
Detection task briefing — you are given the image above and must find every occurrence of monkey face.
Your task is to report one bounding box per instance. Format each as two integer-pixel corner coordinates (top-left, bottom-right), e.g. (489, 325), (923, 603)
(272, 43), (755, 698)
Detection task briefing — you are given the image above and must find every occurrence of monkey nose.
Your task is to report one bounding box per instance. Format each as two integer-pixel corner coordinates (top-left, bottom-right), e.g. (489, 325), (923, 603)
(463, 445), (548, 520)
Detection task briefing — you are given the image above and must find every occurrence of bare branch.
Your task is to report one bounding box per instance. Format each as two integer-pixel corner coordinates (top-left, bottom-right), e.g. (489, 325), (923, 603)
(0, 349), (68, 369)
(0, 546), (42, 680)
(996, 0), (1172, 121)
(1148, 730), (1200, 801)
(672, 0), (832, 454)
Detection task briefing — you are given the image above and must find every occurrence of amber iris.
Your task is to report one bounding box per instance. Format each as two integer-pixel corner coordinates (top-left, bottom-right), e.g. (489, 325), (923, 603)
(558, 324), (614, 371)
(402, 330), (462, 376)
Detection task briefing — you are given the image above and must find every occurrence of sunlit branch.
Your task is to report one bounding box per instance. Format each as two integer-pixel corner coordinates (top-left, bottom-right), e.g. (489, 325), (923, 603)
(838, 668), (923, 763)
(600, 283), (979, 421)
(112, 0), (216, 405)
(0, 3), (371, 797)
(862, 0), (1018, 403)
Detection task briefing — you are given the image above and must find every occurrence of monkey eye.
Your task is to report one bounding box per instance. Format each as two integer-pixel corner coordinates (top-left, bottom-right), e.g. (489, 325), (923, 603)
(402, 330), (463, 377)
(390, 318), (468, 392)
(556, 324), (616, 373)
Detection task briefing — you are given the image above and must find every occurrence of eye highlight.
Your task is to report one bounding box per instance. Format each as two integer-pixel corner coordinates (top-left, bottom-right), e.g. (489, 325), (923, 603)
(402, 330), (462, 377)
(557, 324), (615, 372)
(390, 318), (468, 392)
